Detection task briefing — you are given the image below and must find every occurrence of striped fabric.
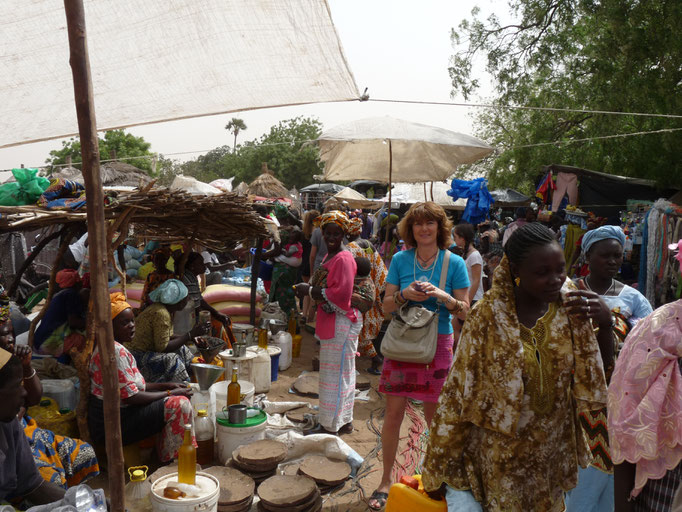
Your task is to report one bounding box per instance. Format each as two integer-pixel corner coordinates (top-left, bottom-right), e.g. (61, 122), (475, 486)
(318, 312), (361, 432)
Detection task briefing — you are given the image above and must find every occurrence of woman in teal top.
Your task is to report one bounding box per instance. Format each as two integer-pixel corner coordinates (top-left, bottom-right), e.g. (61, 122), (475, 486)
(369, 201), (470, 510)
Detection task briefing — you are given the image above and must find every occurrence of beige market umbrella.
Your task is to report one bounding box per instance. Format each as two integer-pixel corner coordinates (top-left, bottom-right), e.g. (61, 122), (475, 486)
(317, 116), (493, 244)
(318, 116), (494, 184)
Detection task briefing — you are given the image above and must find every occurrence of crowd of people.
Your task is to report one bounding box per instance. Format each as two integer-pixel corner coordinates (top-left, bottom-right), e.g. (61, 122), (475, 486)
(1, 197), (681, 512)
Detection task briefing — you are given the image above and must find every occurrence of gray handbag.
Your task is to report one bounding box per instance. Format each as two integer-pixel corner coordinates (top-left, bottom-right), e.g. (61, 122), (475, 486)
(381, 251), (450, 364)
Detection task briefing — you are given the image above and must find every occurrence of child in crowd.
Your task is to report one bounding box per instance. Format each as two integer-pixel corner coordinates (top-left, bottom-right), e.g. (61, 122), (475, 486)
(351, 257), (375, 314)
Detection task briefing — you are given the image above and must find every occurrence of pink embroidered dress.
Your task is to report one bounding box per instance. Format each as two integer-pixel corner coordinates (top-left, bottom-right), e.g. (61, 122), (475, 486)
(608, 300), (682, 498)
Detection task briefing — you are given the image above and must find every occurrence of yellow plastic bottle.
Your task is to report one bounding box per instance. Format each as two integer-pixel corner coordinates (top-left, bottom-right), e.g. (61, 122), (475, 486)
(385, 475), (447, 512)
(257, 327), (268, 349)
(227, 366), (241, 407)
(177, 424), (196, 485)
(287, 309), (297, 337)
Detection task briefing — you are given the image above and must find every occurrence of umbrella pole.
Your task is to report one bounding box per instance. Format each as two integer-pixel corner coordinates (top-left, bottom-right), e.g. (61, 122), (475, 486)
(385, 140), (393, 264)
(430, 182), (434, 202)
(423, 183), (427, 201)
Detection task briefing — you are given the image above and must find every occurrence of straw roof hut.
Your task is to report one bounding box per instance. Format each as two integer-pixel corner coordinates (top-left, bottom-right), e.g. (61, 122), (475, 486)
(234, 181), (249, 196)
(247, 163), (290, 199)
(50, 161), (152, 188)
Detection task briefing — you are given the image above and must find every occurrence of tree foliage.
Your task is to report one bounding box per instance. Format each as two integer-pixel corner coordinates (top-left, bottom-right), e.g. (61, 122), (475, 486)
(45, 129), (154, 173)
(451, 0), (682, 191)
(178, 116), (324, 189)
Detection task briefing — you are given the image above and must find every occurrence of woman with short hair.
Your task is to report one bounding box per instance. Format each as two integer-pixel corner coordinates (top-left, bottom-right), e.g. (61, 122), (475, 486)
(368, 201), (470, 510)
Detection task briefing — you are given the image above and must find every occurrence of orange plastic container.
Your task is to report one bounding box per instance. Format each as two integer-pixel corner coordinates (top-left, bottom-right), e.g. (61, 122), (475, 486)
(385, 475), (447, 512)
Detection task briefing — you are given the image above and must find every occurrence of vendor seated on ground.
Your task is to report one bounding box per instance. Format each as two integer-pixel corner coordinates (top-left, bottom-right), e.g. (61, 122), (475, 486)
(33, 270), (88, 358)
(0, 349), (67, 506)
(88, 294), (195, 462)
(125, 279), (207, 383)
(0, 293), (99, 489)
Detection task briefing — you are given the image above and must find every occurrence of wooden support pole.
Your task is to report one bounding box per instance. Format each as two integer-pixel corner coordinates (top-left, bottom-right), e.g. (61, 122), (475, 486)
(250, 238), (264, 327)
(63, 2), (125, 511)
(7, 226), (65, 298)
(385, 140), (393, 266)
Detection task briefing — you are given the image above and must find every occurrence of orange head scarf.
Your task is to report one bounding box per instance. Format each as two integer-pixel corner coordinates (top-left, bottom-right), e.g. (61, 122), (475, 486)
(110, 292), (131, 320)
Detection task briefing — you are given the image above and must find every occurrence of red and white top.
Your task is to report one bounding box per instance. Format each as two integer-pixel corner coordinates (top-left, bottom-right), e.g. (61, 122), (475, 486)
(89, 341), (145, 401)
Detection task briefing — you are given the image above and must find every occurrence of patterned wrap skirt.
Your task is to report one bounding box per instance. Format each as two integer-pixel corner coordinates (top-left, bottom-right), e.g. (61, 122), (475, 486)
(378, 333), (454, 403)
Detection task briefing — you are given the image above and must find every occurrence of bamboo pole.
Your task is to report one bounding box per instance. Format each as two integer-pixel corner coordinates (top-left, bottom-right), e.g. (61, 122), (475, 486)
(63, 2), (125, 510)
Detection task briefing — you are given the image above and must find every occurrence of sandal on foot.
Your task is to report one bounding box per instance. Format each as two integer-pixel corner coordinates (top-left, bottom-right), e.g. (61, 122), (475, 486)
(367, 490), (388, 510)
(338, 422), (354, 435)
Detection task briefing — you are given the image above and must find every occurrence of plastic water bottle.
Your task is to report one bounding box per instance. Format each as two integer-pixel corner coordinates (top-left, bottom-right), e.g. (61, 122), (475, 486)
(195, 407), (215, 466)
(125, 466), (152, 512)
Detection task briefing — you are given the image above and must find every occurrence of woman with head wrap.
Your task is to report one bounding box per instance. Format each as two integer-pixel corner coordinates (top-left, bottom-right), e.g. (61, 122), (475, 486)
(565, 225), (654, 511)
(124, 279), (208, 383)
(139, 246), (175, 308)
(33, 269), (89, 358)
(608, 239), (682, 512)
(294, 211), (362, 435)
(346, 215), (388, 375)
(88, 293), (195, 463)
(421, 223), (608, 512)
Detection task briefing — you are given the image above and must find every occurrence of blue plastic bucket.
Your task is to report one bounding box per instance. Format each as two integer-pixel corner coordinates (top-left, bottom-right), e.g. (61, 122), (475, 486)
(267, 346), (281, 381)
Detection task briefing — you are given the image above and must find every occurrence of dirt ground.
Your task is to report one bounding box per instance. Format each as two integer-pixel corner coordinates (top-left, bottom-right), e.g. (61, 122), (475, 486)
(91, 328), (426, 511)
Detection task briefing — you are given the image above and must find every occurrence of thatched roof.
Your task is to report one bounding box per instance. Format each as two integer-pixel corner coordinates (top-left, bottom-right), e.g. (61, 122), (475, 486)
(247, 163), (289, 199)
(50, 161), (152, 188)
(0, 187), (267, 250)
(234, 181), (249, 196)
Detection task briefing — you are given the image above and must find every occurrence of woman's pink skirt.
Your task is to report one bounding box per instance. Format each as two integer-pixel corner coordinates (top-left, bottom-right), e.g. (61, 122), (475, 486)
(378, 333), (454, 403)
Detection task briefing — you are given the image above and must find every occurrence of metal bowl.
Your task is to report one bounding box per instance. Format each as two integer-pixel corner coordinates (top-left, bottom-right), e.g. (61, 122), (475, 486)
(268, 320), (287, 335)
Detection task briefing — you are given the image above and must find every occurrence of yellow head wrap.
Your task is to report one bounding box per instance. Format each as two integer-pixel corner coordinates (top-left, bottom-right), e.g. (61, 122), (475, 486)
(314, 211), (350, 233)
(110, 292), (132, 320)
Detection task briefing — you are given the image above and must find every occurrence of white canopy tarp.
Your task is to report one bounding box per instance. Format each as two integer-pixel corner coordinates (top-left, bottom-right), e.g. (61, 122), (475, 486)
(388, 182), (466, 210)
(1, 0), (359, 148)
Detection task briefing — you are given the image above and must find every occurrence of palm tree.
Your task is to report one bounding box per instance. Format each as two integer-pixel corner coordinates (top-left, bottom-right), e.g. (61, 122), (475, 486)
(225, 118), (247, 153)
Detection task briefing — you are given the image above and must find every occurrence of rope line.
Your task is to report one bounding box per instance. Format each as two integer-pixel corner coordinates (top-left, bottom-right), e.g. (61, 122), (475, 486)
(368, 97), (682, 119)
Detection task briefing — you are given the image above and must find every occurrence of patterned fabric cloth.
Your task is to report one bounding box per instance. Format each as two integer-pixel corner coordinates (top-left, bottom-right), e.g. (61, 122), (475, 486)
(37, 178), (86, 210)
(347, 240), (387, 358)
(20, 416), (99, 489)
(0, 289), (10, 323)
(314, 210), (350, 232)
(422, 256), (608, 511)
(351, 276), (376, 313)
(88, 341), (195, 462)
(318, 311), (361, 432)
(127, 303), (173, 352)
(269, 262), (298, 316)
(379, 333), (454, 403)
(608, 300), (682, 498)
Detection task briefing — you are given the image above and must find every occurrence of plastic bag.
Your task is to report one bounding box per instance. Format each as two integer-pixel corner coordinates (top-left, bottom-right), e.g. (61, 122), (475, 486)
(0, 168), (50, 206)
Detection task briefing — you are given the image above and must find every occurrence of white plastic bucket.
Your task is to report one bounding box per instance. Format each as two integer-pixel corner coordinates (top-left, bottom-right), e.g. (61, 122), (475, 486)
(41, 379), (78, 412)
(211, 380), (255, 407)
(216, 413), (267, 465)
(270, 332), (292, 371)
(248, 347), (271, 393)
(150, 472), (219, 512)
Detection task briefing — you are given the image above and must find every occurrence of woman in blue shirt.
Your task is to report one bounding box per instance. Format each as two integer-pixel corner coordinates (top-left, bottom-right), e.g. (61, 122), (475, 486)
(368, 202), (470, 510)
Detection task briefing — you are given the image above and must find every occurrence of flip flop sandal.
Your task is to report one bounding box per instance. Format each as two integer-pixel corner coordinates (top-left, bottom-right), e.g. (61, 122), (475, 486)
(367, 490), (388, 510)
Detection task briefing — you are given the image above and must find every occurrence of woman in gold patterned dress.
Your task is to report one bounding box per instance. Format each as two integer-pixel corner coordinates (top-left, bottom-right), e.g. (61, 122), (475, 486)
(422, 223), (611, 512)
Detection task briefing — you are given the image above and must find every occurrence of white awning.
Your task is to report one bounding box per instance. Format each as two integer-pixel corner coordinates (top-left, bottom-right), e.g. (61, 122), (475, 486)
(0, 0), (359, 148)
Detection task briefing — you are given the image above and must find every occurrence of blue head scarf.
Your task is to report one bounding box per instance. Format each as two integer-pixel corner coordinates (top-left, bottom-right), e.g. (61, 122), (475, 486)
(581, 225), (626, 254)
(148, 279), (188, 305)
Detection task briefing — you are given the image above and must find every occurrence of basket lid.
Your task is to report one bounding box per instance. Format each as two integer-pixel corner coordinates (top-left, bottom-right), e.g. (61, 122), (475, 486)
(216, 407), (266, 428)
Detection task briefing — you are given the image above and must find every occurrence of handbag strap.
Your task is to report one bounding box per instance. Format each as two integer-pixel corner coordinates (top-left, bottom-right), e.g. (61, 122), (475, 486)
(436, 250), (450, 305)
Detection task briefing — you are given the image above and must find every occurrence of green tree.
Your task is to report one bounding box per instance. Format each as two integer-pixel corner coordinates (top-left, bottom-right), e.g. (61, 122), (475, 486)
(451, 0), (682, 190)
(181, 116), (323, 189)
(225, 118), (247, 153)
(45, 129), (154, 173)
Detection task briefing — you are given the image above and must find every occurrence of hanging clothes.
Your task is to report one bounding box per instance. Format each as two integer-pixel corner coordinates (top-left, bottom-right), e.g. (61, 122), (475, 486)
(447, 177), (494, 225)
(551, 172), (579, 212)
(535, 171), (556, 204)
